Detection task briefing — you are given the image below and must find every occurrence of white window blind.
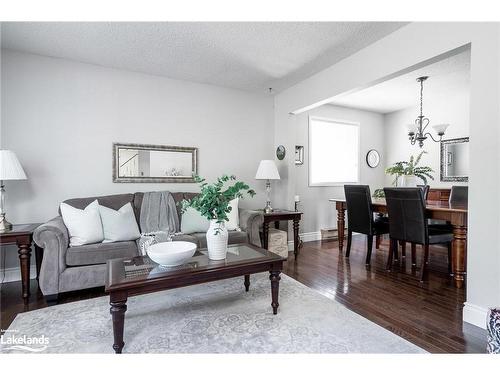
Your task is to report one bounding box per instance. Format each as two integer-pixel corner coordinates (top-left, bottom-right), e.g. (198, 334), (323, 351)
(309, 117), (360, 186)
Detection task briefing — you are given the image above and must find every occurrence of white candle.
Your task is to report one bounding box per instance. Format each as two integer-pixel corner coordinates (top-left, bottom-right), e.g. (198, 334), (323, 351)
(294, 195), (300, 202)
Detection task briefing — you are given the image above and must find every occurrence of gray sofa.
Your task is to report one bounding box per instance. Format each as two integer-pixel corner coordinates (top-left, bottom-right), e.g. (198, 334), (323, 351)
(33, 192), (263, 302)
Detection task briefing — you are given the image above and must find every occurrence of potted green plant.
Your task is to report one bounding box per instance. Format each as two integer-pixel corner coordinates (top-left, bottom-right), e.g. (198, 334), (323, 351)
(385, 151), (434, 187)
(181, 175), (255, 260)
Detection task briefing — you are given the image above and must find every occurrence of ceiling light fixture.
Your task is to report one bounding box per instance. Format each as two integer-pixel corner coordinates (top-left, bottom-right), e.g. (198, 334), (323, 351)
(407, 76), (449, 148)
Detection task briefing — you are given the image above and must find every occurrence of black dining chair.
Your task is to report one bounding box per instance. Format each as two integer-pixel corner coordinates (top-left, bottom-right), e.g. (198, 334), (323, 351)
(417, 184), (430, 200)
(449, 186), (468, 206)
(396, 184), (430, 258)
(383, 187), (454, 281)
(344, 185), (390, 266)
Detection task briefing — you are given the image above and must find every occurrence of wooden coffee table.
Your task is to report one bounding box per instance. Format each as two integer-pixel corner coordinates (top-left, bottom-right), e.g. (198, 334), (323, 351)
(105, 243), (284, 354)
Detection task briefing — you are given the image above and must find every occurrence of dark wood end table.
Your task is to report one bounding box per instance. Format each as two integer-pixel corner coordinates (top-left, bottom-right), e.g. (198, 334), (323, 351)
(262, 210), (303, 260)
(0, 223), (42, 304)
(105, 244), (284, 354)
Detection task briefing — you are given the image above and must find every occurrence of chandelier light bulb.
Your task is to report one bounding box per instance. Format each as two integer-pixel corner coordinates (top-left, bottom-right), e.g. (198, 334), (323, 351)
(407, 123), (417, 136)
(432, 123), (450, 136)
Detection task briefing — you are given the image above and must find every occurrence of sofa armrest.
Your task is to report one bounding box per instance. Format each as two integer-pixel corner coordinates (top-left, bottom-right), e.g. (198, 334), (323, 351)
(239, 209), (263, 247)
(33, 216), (69, 296)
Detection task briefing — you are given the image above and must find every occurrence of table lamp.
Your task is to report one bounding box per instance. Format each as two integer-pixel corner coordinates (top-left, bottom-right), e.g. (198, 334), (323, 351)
(0, 150), (27, 232)
(255, 160), (280, 214)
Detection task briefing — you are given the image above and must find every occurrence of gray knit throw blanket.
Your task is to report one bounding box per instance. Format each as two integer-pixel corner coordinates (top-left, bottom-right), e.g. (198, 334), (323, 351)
(137, 191), (180, 255)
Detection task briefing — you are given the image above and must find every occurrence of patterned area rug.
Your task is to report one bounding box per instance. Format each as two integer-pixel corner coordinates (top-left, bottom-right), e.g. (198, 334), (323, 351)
(1, 273), (425, 353)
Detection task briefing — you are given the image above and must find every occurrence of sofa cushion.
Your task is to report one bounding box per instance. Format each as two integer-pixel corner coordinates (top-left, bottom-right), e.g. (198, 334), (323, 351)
(181, 207), (210, 234)
(191, 230), (248, 249)
(60, 200), (104, 247)
(98, 203), (141, 243)
(61, 194), (135, 212)
(66, 241), (139, 266)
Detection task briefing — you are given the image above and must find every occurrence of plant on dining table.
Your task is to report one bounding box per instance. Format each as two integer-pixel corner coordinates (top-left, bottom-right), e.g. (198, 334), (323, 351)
(385, 151), (434, 186)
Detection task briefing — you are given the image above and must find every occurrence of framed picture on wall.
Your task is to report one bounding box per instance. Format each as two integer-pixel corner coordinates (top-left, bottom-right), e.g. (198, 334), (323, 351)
(295, 145), (304, 165)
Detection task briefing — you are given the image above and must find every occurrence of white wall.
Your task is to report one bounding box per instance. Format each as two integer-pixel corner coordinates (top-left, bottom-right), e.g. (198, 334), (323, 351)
(275, 22), (500, 329)
(384, 90), (470, 187)
(0, 50), (274, 272)
(294, 104), (385, 234)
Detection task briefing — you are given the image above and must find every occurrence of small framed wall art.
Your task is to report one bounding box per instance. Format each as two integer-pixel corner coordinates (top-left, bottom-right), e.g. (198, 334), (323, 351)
(295, 145), (304, 165)
(276, 145), (286, 160)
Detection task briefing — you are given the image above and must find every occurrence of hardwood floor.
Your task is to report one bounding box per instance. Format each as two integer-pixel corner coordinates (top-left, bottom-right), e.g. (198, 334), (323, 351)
(1, 235), (486, 353)
(283, 236), (486, 353)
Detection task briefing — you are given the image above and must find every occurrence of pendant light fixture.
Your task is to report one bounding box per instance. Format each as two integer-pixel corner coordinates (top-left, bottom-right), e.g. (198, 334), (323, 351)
(407, 76), (449, 148)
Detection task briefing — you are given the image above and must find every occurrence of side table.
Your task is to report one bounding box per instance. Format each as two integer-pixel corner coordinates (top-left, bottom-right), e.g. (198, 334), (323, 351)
(0, 223), (42, 304)
(262, 210), (303, 260)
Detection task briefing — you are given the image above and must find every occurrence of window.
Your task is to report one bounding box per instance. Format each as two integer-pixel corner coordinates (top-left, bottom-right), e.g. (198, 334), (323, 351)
(309, 117), (359, 186)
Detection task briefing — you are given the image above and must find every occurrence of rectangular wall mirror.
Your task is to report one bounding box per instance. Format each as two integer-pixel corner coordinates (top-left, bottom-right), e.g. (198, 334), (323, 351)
(440, 137), (469, 182)
(113, 143), (198, 183)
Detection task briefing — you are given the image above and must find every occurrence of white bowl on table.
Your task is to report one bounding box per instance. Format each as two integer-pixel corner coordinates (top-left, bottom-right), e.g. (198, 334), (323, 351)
(146, 241), (197, 267)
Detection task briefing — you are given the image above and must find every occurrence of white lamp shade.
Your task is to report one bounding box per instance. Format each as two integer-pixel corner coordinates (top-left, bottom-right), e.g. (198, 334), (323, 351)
(407, 123), (418, 134)
(432, 123), (450, 135)
(255, 160), (280, 180)
(0, 150), (27, 180)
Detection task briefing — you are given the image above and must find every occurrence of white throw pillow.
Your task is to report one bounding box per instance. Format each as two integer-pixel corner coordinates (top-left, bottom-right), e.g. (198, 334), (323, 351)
(60, 200), (104, 247)
(98, 203), (141, 243)
(226, 198), (239, 231)
(181, 207), (210, 234)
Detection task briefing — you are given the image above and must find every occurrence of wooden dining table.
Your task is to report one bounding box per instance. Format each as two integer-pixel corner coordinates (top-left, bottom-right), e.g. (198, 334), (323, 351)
(329, 198), (468, 289)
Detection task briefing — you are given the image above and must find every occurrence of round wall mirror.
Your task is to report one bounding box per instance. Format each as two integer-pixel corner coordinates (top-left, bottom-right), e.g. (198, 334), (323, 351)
(366, 149), (380, 168)
(276, 145), (286, 160)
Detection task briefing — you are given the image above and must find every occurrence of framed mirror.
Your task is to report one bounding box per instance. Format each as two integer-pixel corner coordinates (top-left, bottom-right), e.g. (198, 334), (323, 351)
(366, 149), (380, 168)
(440, 137), (469, 182)
(113, 143), (198, 183)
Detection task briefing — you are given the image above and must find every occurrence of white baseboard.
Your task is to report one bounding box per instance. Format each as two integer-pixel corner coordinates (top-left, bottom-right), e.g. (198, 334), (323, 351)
(299, 231), (323, 242)
(463, 302), (489, 329)
(0, 265), (37, 284)
(287, 231), (322, 250)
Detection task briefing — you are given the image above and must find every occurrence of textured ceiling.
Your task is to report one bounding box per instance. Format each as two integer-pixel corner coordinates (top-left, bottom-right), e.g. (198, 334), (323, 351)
(1, 22), (406, 93)
(329, 48), (471, 113)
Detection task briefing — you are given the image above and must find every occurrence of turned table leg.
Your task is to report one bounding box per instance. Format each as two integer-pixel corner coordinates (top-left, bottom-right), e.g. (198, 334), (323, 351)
(263, 221), (269, 250)
(293, 218), (300, 260)
(35, 245), (43, 282)
(244, 274), (250, 292)
(452, 225), (467, 289)
(336, 202), (346, 252)
(110, 298), (127, 354)
(269, 270), (281, 315)
(17, 243), (32, 304)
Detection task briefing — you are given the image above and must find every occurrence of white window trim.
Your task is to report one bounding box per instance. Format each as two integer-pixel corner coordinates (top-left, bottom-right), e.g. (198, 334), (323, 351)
(308, 116), (361, 187)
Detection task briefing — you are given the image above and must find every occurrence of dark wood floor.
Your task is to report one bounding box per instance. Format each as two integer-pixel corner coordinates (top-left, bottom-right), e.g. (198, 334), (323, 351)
(1, 236), (486, 353)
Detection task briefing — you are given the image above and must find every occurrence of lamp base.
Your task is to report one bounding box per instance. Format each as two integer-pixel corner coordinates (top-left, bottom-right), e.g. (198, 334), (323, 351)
(263, 202), (273, 214)
(0, 213), (13, 233)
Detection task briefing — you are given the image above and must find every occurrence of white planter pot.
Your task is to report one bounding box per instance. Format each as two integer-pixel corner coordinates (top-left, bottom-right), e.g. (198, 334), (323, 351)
(206, 220), (228, 260)
(399, 175), (418, 187)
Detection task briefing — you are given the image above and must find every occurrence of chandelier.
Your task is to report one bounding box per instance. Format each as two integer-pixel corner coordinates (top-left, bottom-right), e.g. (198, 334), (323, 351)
(407, 76), (449, 148)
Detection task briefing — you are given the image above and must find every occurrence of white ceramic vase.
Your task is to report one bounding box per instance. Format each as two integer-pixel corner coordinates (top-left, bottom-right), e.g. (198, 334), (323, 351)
(206, 220), (229, 260)
(399, 175), (417, 187)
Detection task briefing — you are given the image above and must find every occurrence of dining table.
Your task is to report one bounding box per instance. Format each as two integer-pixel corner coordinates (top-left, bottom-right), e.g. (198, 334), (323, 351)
(329, 197), (468, 289)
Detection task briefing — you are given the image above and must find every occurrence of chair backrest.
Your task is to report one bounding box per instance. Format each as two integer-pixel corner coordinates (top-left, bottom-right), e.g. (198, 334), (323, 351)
(384, 187), (428, 245)
(344, 185), (373, 235)
(449, 186), (468, 206)
(417, 184), (430, 200)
